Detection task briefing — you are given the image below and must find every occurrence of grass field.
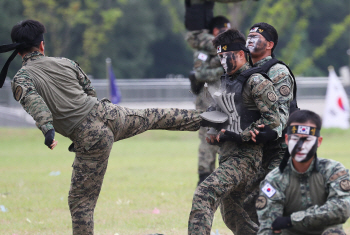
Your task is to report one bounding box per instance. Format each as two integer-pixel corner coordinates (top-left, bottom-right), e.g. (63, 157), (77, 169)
(1, 128), (350, 235)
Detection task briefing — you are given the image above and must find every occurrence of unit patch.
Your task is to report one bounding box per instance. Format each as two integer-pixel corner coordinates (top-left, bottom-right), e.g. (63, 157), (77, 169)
(279, 85), (290, 96)
(14, 85), (23, 101)
(267, 92), (277, 102)
(198, 52), (208, 61)
(261, 182), (276, 198)
(255, 196), (267, 210)
(340, 179), (350, 191)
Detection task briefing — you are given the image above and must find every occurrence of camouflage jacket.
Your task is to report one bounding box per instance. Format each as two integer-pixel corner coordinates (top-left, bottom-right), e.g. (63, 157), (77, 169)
(185, 29), (224, 110)
(257, 157), (350, 235)
(217, 62), (280, 144)
(254, 56), (294, 138)
(11, 51), (97, 137)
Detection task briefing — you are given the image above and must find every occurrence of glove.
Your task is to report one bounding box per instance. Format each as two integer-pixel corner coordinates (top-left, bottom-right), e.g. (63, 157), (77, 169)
(255, 126), (277, 144)
(218, 130), (242, 143)
(271, 216), (292, 230)
(44, 129), (55, 148)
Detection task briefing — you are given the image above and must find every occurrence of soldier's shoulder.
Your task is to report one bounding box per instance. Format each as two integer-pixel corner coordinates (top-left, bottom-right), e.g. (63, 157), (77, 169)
(265, 167), (283, 183)
(52, 57), (78, 67)
(269, 62), (291, 76)
(247, 72), (269, 86)
(318, 158), (349, 180)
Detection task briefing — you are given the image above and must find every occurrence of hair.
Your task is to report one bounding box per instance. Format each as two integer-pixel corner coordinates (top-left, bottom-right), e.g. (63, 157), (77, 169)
(250, 22), (278, 52)
(11, 19), (46, 54)
(212, 28), (246, 48)
(208, 16), (230, 34)
(287, 110), (322, 130)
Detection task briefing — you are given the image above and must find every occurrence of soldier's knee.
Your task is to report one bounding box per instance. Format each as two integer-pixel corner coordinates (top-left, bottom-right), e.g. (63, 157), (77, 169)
(321, 228), (346, 235)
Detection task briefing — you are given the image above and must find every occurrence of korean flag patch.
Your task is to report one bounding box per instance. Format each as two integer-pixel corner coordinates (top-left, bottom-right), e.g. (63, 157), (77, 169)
(298, 125), (310, 135)
(261, 182), (276, 198)
(250, 27), (259, 33)
(217, 45), (221, 53)
(198, 52), (208, 61)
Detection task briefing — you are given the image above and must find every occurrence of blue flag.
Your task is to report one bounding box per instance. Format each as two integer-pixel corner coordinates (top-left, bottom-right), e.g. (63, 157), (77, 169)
(109, 65), (122, 104)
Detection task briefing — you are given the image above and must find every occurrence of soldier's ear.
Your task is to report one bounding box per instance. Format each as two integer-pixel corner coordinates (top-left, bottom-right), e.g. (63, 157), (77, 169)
(284, 134), (289, 145)
(317, 136), (323, 147)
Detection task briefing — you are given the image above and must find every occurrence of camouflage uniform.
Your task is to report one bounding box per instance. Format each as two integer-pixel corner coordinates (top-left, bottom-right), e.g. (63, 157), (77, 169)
(188, 62), (281, 235)
(12, 52), (202, 235)
(257, 158), (350, 235)
(190, 0), (249, 3)
(243, 56), (295, 224)
(185, 30), (223, 179)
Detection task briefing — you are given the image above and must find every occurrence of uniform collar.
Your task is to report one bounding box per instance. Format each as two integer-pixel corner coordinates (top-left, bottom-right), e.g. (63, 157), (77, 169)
(289, 157), (319, 176)
(230, 62), (251, 80)
(22, 51), (44, 65)
(254, 56), (272, 67)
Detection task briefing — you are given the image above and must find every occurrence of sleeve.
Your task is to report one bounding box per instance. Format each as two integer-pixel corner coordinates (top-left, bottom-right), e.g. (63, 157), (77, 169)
(185, 30), (217, 55)
(240, 74), (280, 141)
(11, 69), (54, 135)
(257, 176), (285, 235)
(76, 65), (97, 97)
(290, 164), (350, 230)
(193, 52), (224, 83)
(269, 65), (294, 131)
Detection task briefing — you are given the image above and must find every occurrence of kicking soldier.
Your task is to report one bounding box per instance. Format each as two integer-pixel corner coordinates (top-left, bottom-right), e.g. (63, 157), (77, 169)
(0, 19), (203, 235)
(257, 110), (350, 235)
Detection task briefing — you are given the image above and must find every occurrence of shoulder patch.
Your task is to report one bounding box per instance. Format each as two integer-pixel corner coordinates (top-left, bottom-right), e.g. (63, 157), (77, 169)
(279, 85), (290, 96)
(272, 72), (286, 83)
(330, 170), (348, 181)
(197, 52), (208, 61)
(261, 182), (276, 198)
(340, 179), (350, 191)
(267, 92), (277, 102)
(255, 195), (267, 210)
(14, 85), (23, 101)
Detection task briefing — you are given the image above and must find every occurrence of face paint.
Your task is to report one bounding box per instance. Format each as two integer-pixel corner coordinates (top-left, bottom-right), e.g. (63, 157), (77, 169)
(246, 34), (267, 54)
(288, 135), (318, 162)
(218, 52), (237, 75)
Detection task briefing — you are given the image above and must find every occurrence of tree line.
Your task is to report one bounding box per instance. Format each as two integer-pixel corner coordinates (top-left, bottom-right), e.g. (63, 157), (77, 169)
(0, 0), (349, 79)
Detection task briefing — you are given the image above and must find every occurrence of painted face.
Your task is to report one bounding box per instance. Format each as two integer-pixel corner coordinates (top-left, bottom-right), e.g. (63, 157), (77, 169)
(288, 134), (318, 162)
(218, 52), (237, 75)
(246, 33), (267, 54)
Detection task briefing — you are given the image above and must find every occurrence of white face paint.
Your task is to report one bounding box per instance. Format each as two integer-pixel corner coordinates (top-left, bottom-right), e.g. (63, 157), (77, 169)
(218, 53), (228, 72)
(246, 34), (260, 52)
(288, 135), (317, 162)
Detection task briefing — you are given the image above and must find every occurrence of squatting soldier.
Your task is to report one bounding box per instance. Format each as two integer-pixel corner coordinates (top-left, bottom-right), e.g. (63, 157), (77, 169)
(185, 16), (231, 185)
(242, 22), (298, 225)
(257, 110), (350, 235)
(188, 28), (280, 235)
(1, 20), (203, 235)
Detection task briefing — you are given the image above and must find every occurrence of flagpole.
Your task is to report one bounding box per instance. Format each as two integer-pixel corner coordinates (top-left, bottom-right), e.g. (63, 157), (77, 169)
(106, 57), (111, 100)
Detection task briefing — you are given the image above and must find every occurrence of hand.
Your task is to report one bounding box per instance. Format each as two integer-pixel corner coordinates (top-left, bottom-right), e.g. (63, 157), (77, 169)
(250, 124), (264, 142)
(44, 129), (58, 150)
(271, 216), (292, 231)
(206, 135), (219, 145)
(216, 129), (242, 143)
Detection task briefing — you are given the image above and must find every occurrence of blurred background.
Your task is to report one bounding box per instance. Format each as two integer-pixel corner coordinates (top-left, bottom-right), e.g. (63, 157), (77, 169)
(0, 0), (349, 126)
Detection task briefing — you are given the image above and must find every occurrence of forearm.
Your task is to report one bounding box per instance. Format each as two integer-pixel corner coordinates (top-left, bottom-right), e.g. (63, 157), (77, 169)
(21, 94), (54, 134)
(291, 196), (350, 230)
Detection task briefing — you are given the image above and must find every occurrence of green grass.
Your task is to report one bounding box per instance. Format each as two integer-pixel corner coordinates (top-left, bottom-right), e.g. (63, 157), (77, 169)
(1, 128), (350, 235)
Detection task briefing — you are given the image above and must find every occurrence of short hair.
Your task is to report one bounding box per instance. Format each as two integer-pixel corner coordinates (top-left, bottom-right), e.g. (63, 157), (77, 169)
(11, 19), (46, 54)
(208, 16), (230, 34)
(250, 22), (278, 52)
(287, 110), (322, 130)
(212, 28), (246, 48)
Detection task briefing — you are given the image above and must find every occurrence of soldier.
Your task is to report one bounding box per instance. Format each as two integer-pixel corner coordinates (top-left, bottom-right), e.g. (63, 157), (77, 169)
(188, 28), (280, 235)
(1, 19), (203, 235)
(185, 15), (231, 185)
(257, 110), (350, 235)
(241, 22), (298, 225)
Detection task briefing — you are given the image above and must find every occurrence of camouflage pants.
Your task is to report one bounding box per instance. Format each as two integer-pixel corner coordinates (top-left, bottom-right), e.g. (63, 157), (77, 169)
(188, 143), (263, 235)
(282, 225), (345, 235)
(198, 127), (219, 175)
(243, 137), (287, 226)
(68, 100), (202, 235)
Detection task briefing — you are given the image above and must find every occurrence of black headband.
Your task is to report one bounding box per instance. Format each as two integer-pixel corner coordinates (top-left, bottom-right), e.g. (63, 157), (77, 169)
(216, 42), (253, 66)
(0, 34), (44, 88)
(287, 125), (320, 137)
(249, 26), (273, 42)
(217, 42), (249, 54)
